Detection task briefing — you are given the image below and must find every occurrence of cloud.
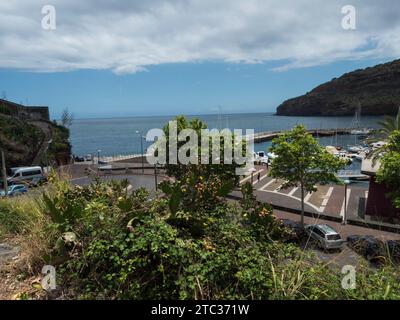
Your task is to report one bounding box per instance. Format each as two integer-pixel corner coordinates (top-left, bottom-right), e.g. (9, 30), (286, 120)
(1, 0), (400, 74)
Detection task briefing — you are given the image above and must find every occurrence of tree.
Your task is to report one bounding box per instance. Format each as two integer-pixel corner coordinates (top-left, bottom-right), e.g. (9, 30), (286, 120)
(376, 130), (400, 209)
(159, 115), (243, 216)
(367, 108), (400, 162)
(268, 125), (346, 227)
(162, 115), (241, 185)
(61, 108), (74, 128)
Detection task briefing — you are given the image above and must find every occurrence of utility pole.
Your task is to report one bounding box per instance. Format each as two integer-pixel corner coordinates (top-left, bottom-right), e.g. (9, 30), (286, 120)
(1, 149), (8, 197)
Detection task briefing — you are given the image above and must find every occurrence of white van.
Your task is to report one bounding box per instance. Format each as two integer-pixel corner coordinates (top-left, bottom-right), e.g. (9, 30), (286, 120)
(8, 166), (45, 185)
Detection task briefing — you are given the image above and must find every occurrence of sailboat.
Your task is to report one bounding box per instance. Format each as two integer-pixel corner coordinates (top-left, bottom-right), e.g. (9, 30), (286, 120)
(350, 102), (370, 137)
(347, 102), (369, 160)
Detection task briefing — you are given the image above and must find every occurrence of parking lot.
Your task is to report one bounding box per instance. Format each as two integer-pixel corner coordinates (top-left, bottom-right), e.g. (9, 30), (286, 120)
(274, 209), (400, 270)
(240, 165), (368, 221)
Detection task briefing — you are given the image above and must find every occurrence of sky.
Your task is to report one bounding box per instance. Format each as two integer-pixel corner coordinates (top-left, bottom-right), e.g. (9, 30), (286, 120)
(0, 0), (399, 119)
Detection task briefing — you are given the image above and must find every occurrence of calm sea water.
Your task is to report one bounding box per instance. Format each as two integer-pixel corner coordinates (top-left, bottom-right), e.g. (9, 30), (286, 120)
(70, 112), (383, 157)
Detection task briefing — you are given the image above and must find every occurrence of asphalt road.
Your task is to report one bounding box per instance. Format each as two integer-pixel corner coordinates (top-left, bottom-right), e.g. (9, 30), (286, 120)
(71, 174), (159, 192)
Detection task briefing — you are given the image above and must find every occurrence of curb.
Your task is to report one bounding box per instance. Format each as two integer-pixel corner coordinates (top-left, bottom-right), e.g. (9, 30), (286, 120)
(227, 194), (400, 235)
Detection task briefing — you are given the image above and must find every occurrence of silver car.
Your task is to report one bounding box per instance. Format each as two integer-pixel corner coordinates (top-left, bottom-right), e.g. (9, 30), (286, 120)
(305, 224), (344, 250)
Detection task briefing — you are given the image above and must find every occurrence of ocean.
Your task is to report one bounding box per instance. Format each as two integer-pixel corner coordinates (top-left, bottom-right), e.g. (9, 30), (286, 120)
(69, 112), (383, 157)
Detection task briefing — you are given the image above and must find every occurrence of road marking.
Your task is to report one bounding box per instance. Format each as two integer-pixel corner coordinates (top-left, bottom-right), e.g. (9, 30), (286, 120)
(319, 187), (334, 212)
(253, 171), (269, 185)
(258, 188), (322, 213)
(340, 188), (352, 217)
(304, 192), (313, 203)
(288, 187), (298, 196)
(274, 181), (288, 193)
(70, 176), (89, 182)
(240, 169), (264, 184)
(259, 178), (276, 191)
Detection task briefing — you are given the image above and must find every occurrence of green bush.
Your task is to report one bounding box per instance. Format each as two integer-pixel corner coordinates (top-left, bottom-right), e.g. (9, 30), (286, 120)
(3, 176), (400, 300)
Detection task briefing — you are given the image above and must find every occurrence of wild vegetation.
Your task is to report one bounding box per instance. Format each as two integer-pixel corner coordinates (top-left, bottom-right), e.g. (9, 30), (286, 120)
(1, 172), (400, 299)
(1, 118), (400, 300)
(276, 59), (400, 116)
(376, 130), (400, 209)
(0, 114), (44, 167)
(48, 122), (72, 166)
(0, 108), (71, 170)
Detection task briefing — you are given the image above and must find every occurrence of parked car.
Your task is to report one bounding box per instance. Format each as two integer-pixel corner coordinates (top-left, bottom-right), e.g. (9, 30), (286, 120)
(347, 235), (386, 263)
(254, 151), (269, 165)
(0, 184), (28, 197)
(386, 240), (400, 263)
(281, 219), (306, 242)
(74, 155), (85, 162)
(7, 166), (45, 186)
(305, 224), (344, 250)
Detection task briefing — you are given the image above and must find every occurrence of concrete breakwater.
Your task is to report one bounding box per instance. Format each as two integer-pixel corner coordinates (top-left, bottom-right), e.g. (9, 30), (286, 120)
(253, 128), (355, 143)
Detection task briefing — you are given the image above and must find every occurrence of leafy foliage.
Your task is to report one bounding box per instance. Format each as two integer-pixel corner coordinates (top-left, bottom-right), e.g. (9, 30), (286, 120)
(367, 109), (400, 162)
(376, 130), (400, 208)
(3, 176), (400, 299)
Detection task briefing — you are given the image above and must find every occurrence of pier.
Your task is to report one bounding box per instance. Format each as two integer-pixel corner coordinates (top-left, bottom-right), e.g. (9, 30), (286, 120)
(253, 128), (354, 143)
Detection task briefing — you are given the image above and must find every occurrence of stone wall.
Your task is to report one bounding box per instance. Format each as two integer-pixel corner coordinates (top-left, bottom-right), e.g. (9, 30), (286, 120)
(0, 99), (50, 121)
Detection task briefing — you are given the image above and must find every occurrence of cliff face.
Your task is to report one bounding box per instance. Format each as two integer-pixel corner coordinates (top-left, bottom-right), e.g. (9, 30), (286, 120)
(0, 115), (71, 169)
(0, 114), (45, 167)
(276, 59), (400, 116)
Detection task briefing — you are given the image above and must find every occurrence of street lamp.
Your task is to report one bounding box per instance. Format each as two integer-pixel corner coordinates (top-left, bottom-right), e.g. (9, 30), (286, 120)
(97, 149), (102, 172)
(249, 168), (257, 184)
(343, 179), (351, 225)
(136, 131), (144, 173)
(154, 162), (158, 191)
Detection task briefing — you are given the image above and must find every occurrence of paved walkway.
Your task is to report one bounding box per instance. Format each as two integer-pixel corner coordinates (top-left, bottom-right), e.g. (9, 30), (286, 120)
(238, 165), (368, 221)
(234, 165), (400, 234)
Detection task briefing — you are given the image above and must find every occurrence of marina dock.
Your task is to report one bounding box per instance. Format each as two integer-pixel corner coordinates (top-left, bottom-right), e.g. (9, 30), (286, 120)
(253, 128), (355, 143)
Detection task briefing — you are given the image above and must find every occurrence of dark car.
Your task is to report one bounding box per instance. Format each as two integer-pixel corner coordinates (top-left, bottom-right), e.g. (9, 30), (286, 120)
(74, 155), (85, 162)
(281, 219), (306, 242)
(347, 235), (386, 263)
(387, 240), (400, 263)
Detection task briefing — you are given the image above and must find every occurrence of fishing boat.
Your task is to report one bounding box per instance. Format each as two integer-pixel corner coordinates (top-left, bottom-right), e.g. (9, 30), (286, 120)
(325, 146), (353, 164)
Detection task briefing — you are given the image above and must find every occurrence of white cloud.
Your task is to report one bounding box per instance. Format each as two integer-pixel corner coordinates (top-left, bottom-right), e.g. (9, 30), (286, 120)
(1, 0), (399, 74)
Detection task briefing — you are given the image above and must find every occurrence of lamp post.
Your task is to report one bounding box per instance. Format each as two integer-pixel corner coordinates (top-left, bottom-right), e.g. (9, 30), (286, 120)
(154, 163), (158, 191)
(343, 179), (350, 225)
(97, 149), (102, 172)
(1, 149), (8, 197)
(136, 131), (144, 174)
(249, 168), (256, 185)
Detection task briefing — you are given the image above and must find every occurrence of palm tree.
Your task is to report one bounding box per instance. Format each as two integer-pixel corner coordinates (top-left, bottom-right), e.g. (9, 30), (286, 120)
(367, 107), (400, 162)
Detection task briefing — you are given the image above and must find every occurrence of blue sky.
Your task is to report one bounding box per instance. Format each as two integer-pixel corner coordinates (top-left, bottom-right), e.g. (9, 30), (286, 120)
(0, 57), (393, 119)
(1, 0), (399, 119)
